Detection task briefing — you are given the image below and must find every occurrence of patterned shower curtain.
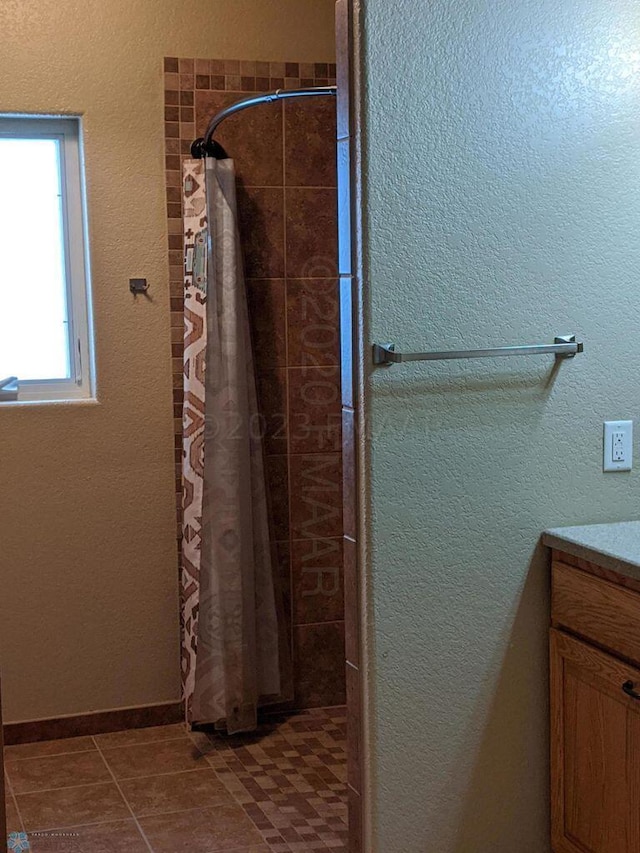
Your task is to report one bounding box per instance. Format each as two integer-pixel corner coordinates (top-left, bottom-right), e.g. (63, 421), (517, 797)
(181, 157), (292, 733)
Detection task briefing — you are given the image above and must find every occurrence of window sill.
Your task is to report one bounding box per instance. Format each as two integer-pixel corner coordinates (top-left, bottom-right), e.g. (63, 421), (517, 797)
(0, 397), (99, 409)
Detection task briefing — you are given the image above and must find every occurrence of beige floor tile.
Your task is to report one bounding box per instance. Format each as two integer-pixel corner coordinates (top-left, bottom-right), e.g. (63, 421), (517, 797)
(5, 737), (96, 761)
(6, 752), (112, 794)
(17, 782), (130, 830)
(26, 819), (148, 852)
(5, 791), (23, 832)
(119, 768), (233, 816)
(138, 804), (266, 852)
(93, 724), (186, 750)
(6, 706), (349, 852)
(99, 738), (206, 780)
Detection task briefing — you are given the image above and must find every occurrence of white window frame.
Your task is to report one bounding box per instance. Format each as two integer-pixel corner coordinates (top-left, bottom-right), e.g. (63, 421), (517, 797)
(0, 115), (94, 403)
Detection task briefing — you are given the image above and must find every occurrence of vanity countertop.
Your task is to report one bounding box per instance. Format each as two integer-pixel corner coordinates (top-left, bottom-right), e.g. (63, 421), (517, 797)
(543, 520), (640, 583)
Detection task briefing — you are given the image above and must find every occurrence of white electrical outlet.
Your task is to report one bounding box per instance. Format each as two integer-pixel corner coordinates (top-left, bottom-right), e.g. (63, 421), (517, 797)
(603, 420), (633, 472)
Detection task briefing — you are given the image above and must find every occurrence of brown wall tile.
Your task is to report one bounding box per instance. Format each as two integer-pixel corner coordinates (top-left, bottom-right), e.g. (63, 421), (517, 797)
(195, 91), (283, 187)
(288, 365), (341, 454)
(256, 370), (288, 456)
(285, 188), (338, 278)
(164, 72), (179, 90)
(236, 185), (285, 277)
(264, 455), (290, 542)
(292, 537), (344, 625)
(293, 622), (346, 707)
(284, 99), (337, 188)
(290, 453), (343, 540)
(247, 279), (287, 368)
(287, 279), (340, 367)
(275, 539), (292, 652)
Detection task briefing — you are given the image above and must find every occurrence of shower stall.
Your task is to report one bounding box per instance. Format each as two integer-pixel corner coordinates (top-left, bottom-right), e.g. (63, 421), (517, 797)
(163, 60), (348, 736)
(183, 84), (339, 734)
(163, 59), (355, 849)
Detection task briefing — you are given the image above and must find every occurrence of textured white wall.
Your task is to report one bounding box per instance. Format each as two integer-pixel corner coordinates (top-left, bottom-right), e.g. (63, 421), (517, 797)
(360, 0), (640, 849)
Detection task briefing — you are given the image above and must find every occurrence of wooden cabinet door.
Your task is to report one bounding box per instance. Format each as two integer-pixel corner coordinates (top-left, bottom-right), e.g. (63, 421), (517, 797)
(551, 629), (640, 853)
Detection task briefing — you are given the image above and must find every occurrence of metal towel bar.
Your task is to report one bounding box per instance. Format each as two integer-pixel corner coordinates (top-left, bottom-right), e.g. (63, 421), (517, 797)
(372, 335), (583, 366)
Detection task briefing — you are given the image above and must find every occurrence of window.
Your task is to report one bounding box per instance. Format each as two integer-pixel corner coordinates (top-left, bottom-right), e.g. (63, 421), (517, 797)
(0, 116), (94, 402)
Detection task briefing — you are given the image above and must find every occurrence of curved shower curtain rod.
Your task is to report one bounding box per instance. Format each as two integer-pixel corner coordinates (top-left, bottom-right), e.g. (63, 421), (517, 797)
(191, 85), (338, 159)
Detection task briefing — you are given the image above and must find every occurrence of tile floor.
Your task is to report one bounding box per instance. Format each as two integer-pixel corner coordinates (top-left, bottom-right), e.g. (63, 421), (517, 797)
(4, 707), (348, 852)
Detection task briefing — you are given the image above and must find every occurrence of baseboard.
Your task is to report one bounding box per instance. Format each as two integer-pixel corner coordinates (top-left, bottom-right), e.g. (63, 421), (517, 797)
(2, 700), (346, 745)
(3, 701), (184, 745)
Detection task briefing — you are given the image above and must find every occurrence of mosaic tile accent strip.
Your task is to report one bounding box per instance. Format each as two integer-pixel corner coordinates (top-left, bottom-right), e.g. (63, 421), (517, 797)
(192, 707), (348, 852)
(163, 57), (337, 94)
(5, 709), (347, 853)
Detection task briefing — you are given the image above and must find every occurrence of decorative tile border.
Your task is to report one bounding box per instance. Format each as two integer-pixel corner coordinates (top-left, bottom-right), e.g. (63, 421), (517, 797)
(163, 56), (337, 94)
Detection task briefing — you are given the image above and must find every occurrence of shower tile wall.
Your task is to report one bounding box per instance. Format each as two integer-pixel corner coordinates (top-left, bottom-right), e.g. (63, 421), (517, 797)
(163, 58), (345, 711)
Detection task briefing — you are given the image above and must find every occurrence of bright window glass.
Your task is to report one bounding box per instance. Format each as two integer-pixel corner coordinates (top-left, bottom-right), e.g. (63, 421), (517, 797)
(0, 137), (71, 380)
(0, 116), (93, 402)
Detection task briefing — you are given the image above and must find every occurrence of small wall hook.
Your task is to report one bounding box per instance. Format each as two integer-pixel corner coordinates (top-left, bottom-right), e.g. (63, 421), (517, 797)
(129, 278), (150, 296)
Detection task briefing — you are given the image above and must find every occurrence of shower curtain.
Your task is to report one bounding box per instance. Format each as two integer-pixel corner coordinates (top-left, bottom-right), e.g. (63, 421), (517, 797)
(181, 157), (292, 734)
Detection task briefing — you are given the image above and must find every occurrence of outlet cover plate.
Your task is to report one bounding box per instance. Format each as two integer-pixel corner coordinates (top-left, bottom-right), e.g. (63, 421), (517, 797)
(603, 420), (633, 472)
